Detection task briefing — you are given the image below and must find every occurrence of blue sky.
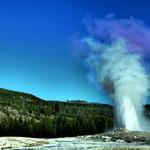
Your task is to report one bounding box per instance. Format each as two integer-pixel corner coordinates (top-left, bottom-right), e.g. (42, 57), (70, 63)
(0, 0), (150, 103)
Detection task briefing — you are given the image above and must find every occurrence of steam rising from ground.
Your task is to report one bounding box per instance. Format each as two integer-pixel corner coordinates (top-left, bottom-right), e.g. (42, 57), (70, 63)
(74, 16), (150, 131)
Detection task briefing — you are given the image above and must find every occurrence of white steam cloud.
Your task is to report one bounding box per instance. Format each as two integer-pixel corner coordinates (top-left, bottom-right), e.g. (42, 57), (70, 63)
(83, 37), (150, 131)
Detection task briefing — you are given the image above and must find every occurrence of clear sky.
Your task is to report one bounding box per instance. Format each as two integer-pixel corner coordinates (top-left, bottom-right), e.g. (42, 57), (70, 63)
(0, 0), (150, 103)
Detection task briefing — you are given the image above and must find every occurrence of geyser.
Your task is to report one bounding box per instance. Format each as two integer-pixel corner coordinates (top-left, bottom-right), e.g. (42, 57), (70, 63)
(75, 17), (150, 131)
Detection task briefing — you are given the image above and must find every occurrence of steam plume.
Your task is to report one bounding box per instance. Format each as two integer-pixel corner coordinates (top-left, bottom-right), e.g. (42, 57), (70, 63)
(76, 17), (150, 131)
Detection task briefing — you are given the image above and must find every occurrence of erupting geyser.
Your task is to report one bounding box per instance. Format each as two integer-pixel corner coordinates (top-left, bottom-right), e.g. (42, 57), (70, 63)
(74, 16), (150, 131)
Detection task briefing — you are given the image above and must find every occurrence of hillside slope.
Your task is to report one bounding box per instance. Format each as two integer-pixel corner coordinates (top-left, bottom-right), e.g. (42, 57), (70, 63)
(0, 88), (113, 138)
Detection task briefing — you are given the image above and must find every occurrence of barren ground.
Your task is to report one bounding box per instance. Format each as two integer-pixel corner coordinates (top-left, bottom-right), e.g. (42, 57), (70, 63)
(1, 129), (150, 150)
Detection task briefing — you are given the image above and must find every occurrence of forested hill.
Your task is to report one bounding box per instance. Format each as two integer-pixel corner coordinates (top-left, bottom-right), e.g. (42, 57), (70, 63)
(0, 88), (112, 117)
(0, 88), (113, 138)
(0, 88), (149, 138)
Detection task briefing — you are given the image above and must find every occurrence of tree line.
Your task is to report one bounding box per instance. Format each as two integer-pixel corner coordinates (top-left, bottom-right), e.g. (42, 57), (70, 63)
(0, 88), (113, 138)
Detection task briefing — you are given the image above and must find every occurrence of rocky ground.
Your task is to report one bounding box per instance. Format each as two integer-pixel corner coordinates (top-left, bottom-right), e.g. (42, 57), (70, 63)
(1, 128), (150, 149)
(0, 137), (50, 149)
(80, 128), (150, 144)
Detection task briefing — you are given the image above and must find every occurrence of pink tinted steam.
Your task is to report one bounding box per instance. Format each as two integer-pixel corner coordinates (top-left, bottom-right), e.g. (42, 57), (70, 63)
(86, 17), (150, 57)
